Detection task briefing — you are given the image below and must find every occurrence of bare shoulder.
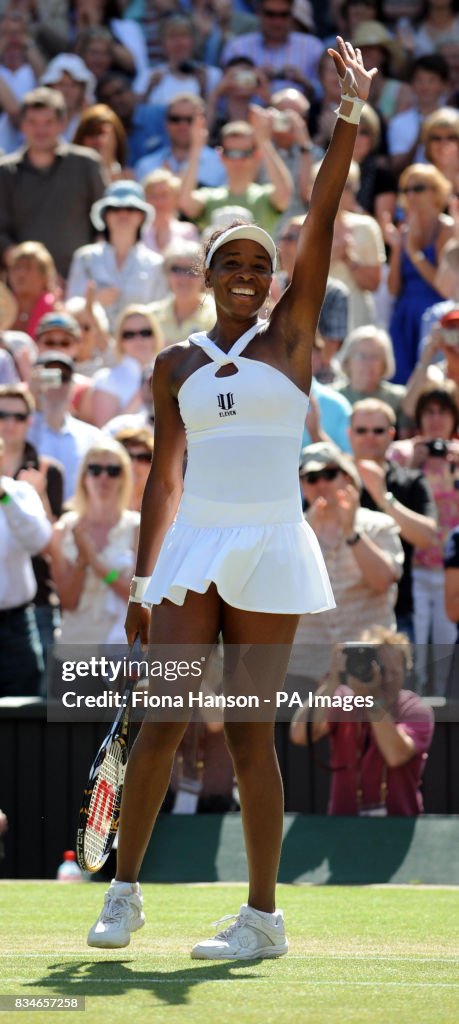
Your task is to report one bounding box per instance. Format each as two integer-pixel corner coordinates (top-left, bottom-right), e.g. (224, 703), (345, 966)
(153, 340), (193, 378)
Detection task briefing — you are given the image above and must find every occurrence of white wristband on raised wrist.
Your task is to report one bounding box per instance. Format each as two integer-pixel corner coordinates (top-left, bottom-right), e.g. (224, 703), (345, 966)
(129, 576), (151, 603)
(336, 94), (365, 125)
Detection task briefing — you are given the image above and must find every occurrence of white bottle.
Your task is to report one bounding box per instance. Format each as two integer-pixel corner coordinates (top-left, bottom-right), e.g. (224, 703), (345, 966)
(56, 850), (84, 881)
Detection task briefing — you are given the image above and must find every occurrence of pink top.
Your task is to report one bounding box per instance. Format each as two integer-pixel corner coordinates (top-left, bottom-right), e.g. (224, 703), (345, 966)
(327, 686), (434, 816)
(389, 439), (459, 570)
(26, 293), (56, 339)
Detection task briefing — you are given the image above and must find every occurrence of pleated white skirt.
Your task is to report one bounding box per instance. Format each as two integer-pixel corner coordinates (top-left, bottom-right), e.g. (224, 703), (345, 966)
(143, 505), (335, 615)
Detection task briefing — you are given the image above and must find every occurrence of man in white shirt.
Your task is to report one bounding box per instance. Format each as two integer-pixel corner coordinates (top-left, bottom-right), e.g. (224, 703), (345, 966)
(28, 353), (103, 500)
(0, 438), (52, 696)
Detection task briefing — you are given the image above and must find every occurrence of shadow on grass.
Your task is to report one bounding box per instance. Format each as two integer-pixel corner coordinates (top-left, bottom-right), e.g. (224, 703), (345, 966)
(25, 958), (274, 1006)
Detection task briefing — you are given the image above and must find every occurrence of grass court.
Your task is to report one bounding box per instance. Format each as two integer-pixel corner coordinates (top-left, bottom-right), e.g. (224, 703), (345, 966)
(0, 882), (458, 1024)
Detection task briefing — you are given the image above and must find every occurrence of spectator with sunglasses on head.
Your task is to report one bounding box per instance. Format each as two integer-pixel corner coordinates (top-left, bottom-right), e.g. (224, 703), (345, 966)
(148, 241), (216, 349)
(348, 397), (437, 641)
(91, 304), (162, 428)
(50, 438), (139, 647)
(178, 111), (293, 235)
(115, 426), (153, 512)
(289, 439), (404, 684)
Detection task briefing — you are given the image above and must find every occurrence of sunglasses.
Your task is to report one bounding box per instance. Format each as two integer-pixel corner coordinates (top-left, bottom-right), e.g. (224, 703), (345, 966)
(86, 463), (122, 478)
(353, 426), (388, 435)
(121, 328), (154, 340)
(126, 451), (152, 463)
(222, 146), (256, 159)
(303, 467), (340, 484)
(263, 9), (290, 16)
(106, 206), (141, 214)
(399, 184), (431, 194)
(429, 134), (457, 143)
(168, 264), (196, 275)
(0, 409), (28, 422)
(167, 114), (193, 124)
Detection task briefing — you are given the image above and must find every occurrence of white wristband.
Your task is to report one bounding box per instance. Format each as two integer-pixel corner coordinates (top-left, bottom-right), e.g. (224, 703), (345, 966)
(336, 95), (365, 125)
(129, 576), (151, 603)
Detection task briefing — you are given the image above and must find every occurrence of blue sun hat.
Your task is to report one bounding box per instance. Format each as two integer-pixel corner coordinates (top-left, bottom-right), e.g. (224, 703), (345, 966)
(90, 180), (154, 232)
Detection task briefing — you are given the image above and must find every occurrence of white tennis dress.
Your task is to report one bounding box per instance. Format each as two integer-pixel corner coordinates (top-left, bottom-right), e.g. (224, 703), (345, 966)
(143, 322), (335, 614)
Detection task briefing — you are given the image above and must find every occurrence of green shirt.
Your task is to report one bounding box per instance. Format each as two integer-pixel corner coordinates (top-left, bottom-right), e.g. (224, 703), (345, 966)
(195, 183), (281, 236)
(334, 381), (412, 432)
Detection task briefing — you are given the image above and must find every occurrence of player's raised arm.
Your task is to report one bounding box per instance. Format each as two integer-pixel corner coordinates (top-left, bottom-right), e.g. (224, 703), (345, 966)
(271, 38), (377, 353)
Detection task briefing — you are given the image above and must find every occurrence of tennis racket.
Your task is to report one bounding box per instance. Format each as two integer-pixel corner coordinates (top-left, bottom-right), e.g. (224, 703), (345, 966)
(76, 674), (136, 873)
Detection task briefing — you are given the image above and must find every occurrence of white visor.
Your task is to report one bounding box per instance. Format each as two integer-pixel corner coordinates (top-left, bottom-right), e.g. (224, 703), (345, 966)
(205, 224), (277, 272)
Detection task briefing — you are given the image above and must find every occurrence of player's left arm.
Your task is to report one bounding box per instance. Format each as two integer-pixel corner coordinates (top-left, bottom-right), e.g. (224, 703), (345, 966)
(268, 38), (377, 389)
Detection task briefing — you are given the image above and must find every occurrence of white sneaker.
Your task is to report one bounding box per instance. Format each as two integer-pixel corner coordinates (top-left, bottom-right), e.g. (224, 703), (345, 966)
(87, 880), (145, 948)
(190, 904), (288, 961)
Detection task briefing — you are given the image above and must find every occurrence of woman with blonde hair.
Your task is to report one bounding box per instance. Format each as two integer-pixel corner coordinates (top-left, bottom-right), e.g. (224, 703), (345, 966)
(421, 107), (459, 190)
(91, 304), (162, 426)
(8, 242), (58, 339)
(383, 162), (454, 384)
(142, 169), (199, 255)
(51, 438), (139, 646)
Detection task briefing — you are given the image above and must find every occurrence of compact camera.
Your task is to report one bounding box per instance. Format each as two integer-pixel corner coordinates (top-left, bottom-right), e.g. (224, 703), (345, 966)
(342, 643), (377, 684)
(272, 111), (291, 133)
(36, 367), (63, 389)
(426, 438), (449, 458)
(234, 70), (257, 90)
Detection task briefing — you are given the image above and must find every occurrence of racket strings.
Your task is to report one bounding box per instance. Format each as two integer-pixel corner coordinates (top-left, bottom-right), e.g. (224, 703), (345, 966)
(83, 739), (126, 868)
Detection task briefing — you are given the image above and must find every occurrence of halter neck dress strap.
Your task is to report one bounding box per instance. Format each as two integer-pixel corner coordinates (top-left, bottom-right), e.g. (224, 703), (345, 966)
(188, 321), (266, 367)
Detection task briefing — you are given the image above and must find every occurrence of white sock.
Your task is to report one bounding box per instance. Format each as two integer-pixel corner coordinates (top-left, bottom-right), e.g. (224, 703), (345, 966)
(247, 905), (277, 920)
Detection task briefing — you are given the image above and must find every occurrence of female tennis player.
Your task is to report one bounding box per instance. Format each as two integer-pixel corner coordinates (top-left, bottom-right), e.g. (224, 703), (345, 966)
(87, 38), (377, 959)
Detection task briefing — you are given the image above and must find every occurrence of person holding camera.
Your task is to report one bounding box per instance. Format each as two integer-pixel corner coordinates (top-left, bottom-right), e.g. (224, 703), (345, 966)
(389, 383), (459, 694)
(290, 627), (435, 816)
(27, 351), (102, 501)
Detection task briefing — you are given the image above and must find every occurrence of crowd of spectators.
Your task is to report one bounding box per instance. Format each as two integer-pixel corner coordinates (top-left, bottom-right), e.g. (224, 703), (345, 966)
(1, 0), (459, 816)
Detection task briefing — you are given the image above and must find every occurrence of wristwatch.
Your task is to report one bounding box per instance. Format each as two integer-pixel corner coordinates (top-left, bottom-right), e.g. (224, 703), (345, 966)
(345, 530), (362, 546)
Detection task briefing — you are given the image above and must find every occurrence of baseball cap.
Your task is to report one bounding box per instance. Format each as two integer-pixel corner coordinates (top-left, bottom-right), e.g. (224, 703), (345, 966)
(205, 224), (277, 271)
(35, 352), (75, 374)
(35, 312), (80, 339)
(299, 441), (361, 490)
